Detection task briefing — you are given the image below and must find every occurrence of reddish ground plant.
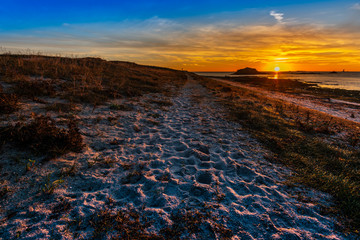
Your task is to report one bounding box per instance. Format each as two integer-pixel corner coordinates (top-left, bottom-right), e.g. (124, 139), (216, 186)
(0, 115), (83, 158)
(0, 93), (19, 114)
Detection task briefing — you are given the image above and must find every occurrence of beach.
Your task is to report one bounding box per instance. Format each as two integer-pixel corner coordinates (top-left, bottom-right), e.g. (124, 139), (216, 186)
(1, 58), (358, 238)
(2, 0), (360, 238)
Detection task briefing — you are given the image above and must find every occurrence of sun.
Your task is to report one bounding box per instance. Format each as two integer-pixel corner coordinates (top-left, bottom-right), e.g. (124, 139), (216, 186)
(274, 66), (280, 72)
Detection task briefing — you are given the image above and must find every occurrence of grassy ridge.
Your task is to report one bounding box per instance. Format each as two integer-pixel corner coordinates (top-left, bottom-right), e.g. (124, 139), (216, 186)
(0, 54), (187, 159)
(198, 75), (360, 233)
(0, 54), (187, 105)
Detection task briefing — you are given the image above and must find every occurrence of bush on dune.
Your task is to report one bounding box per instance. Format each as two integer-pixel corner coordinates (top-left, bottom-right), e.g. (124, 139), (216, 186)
(0, 115), (83, 158)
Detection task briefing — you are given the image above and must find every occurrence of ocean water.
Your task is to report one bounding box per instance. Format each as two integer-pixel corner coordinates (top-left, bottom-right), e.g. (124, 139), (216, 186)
(194, 72), (360, 91)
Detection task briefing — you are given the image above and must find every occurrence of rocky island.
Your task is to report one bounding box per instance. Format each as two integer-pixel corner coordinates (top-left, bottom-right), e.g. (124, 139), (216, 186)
(232, 67), (262, 75)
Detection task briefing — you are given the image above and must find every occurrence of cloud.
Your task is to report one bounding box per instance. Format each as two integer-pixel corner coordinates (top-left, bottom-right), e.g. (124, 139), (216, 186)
(351, 3), (360, 10)
(270, 11), (284, 23)
(1, 14), (360, 70)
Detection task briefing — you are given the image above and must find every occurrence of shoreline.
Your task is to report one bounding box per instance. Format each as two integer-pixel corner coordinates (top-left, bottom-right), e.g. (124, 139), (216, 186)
(205, 75), (360, 104)
(211, 77), (360, 124)
(195, 72), (360, 92)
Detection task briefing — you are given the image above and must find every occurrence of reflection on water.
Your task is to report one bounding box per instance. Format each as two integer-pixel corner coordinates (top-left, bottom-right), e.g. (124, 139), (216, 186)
(272, 73), (278, 79)
(194, 72), (360, 91)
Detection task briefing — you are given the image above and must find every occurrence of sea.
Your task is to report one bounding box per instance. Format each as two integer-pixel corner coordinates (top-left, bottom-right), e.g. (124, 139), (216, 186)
(194, 72), (360, 91)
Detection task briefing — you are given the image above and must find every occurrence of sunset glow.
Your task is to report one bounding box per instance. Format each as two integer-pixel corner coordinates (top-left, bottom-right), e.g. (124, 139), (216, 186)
(1, 1), (360, 71)
(275, 67), (280, 72)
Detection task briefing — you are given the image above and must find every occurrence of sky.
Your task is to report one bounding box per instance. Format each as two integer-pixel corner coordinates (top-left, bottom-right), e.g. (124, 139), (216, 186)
(1, 0), (360, 71)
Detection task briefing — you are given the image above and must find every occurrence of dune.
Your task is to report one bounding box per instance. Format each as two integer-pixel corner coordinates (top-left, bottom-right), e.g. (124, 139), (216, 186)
(0, 61), (350, 238)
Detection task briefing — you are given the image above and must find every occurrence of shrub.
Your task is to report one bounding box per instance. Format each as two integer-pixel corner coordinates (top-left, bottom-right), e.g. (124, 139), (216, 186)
(44, 102), (75, 112)
(109, 103), (133, 111)
(90, 207), (161, 239)
(11, 79), (56, 98)
(0, 93), (19, 114)
(149, 99), (173, 107)
(0, 115), (83, 158)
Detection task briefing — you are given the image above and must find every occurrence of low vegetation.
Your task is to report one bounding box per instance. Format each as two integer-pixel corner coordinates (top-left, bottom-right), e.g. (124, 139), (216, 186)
(42, 174), (64, 195)
(0, 54), (187, 105)
(11, 78), (56, 99)
(90, 207), (160, 239)
(199, 76), (360, 233)
(72, 205), (232, 239)
(109, 103), (133, 111)
(0, 115), (83, 158)
(148, 99), (173, 107)
(44, 102), (76, 112)
(0, 93), (19, 114)
(220, 75), (360, 103)
(161, 207), (233, 239)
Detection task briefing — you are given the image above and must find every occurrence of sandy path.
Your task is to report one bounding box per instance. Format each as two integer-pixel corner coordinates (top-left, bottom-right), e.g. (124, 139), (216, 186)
(0, 77), (350, 239)
(215, 78), (360, 124)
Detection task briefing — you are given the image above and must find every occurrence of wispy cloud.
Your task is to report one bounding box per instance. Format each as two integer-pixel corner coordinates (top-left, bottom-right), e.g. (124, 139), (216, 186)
(1, 13), (360, 71)
(270, 11), (284, 23)
(351, 3), (360, 10)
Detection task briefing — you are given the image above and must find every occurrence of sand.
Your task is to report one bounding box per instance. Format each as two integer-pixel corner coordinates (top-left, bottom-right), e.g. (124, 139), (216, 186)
(0, 76), (352, 239)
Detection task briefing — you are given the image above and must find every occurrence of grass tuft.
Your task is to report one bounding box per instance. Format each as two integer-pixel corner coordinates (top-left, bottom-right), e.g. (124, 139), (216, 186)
(109, 103), (133, 111)
(160, 208), (233, 239)
(0, 93), (19, 114)
(149, 99), (173, 107)
(44, 102), (76, 113)
(0, 115), (83, 158)
(90, 207), (161, 240)
(11, 79), (56, 98)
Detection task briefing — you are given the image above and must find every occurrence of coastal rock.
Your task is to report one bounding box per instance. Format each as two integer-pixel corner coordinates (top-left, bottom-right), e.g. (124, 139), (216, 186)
(232, 67), (261, 75)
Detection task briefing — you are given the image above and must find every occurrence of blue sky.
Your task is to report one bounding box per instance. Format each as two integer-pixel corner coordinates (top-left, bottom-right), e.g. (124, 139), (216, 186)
(0, 0), (345, 29)
(1, 0), (360, 71)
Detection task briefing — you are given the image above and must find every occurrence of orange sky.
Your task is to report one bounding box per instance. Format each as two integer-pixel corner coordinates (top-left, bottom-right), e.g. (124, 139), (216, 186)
(2, 2), (360, 72)
(98, 21), (360, 72)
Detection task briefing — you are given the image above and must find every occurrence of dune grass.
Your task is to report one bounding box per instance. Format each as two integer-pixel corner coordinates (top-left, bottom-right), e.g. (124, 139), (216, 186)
(0, 93), (19, 114)
(220, 75), (360, 103)
(71, 205), (233, 239)
(198, 75), (360, 233)
(0, 115), (83, 159)
(0, 54), (187, 105)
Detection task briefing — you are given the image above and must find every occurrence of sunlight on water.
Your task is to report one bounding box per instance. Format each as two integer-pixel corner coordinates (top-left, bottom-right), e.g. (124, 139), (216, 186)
(195, 72), (360, 91)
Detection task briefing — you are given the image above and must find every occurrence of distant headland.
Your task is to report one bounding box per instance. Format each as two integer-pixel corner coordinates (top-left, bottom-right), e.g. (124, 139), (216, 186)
(232, 67), (263, 75)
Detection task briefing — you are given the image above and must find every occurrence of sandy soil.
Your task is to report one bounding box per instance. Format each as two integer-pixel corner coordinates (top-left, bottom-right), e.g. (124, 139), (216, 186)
(0, 77), (352, 239)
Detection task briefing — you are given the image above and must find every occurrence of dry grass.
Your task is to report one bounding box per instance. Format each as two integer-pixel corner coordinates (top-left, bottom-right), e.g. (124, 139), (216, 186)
(199, 76), (360, 233)
(72, 205), (232, 239)
(0, 115), (83, 158)
(0, 54), (187, 106)
(0, 93), (19, 114)
(109, 103), (133, 111)
(11, 78), (56, 99)
(220, 75), (360, 103)
(90, 207), (161, 240)
(44, 102), (76, 113)
(160, 207), (233, 239)
(50, 198), (72, 220)
(148, 99), (173, 107)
